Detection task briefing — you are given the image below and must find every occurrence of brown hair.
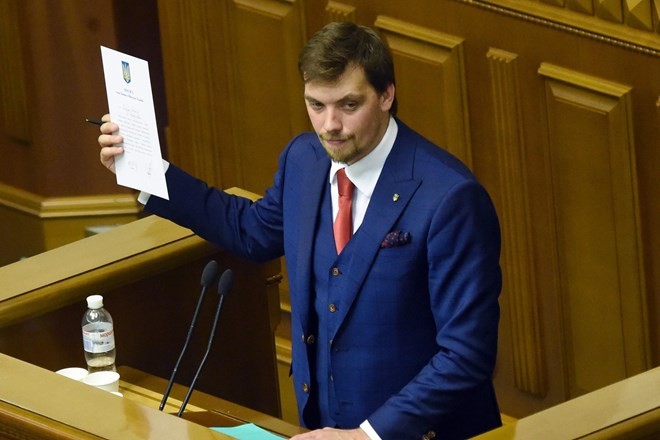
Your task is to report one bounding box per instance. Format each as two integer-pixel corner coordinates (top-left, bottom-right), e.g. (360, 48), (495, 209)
(298, 21), (397, 116)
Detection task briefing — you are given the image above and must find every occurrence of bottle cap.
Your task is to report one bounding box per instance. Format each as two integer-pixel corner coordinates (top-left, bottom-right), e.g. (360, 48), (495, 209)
(86, 295), (104, 309)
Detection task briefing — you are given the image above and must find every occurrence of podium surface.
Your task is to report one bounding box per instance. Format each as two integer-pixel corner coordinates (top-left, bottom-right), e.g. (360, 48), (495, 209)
(0, 354), (305, 439)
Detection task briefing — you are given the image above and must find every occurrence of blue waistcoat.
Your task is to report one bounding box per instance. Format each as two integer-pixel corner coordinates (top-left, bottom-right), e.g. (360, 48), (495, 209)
(311, 182), (356, 428)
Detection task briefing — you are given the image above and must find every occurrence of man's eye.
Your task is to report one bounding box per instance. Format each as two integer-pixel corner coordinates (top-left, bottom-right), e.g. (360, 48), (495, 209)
(308, 101), (324, 110)
(343, 102), (358, 110)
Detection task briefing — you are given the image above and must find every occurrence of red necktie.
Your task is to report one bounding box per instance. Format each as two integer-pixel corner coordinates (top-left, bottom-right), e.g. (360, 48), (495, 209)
(334, 168), (354, 254)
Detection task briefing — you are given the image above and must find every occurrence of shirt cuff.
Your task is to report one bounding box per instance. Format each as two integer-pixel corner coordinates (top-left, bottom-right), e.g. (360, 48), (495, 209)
(137, 160), (170, 205)
(359, 420), (382, 440)
(137, 191), (151, 205)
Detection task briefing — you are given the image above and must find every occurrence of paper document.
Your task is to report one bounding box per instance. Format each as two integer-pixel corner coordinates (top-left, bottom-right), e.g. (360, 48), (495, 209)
(100, 46), (169, 199)
(211, 423), (285, 439)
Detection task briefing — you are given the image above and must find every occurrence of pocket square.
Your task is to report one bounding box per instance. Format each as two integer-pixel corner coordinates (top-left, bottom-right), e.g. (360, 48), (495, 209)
(380, 230), (412, 248)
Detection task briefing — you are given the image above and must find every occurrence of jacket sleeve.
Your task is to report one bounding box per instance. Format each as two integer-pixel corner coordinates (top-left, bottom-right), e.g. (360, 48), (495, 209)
(367, 180), (502, 439)
(145, 159), (288, 263)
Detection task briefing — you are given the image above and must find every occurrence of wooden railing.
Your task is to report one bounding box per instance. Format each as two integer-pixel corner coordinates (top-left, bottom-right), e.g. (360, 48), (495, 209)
(0, 188), (283, 418)
(476, 366), (660, 439)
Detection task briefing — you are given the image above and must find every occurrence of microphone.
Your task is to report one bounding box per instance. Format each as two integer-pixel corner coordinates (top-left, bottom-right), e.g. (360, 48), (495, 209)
(177, 268), (234, 417)
(159, 260), (219, 411)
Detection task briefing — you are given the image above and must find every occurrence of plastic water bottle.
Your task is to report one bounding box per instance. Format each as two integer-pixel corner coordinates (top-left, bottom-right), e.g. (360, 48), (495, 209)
(82, 295), (116, 372)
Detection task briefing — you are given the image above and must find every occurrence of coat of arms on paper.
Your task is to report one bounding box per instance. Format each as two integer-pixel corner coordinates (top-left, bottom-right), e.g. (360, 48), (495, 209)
(122, 61), (131, 84)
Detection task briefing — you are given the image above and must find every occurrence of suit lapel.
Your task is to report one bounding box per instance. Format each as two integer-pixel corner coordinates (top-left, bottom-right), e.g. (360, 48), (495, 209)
(331, 126), (422, 333)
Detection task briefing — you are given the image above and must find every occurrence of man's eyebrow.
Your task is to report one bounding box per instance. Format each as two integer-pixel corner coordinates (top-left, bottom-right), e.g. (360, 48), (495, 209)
(304, 93), (364, 103)
(338, 93), (363, 101)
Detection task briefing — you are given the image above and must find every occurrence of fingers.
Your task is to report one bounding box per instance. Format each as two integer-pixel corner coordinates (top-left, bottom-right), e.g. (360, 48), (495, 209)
(100, 146), (123, 174)
(100, 145), (123, 161)
(98, 114), (119, 138)
(98, 132), (123, 147)
(97, 114), (123, 175)
(99, 122), (120, 136)
(97, 114), (122, 148)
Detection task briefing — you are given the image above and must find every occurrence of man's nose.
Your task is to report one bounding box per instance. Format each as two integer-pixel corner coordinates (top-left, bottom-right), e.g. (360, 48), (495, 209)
(323, 108), (342, 133)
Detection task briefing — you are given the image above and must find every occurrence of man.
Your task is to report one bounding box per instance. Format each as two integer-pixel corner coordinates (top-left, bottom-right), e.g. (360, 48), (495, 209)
(99, 22), (502, 440)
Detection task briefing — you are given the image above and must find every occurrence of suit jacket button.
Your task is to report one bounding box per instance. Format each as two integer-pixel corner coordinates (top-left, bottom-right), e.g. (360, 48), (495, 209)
(331, 267), (341, 276)
(302, 383), (309, 393)
(306, 335), (315, 344)
(329, 304), (337, 312)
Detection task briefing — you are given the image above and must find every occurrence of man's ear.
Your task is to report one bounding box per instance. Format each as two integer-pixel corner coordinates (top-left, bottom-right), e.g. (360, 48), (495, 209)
(380, 83), (395, 112)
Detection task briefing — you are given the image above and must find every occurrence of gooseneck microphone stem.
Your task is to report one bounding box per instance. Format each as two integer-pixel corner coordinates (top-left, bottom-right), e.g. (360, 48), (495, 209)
(159, 260), (219, 412)
(177, 268), (234, 417)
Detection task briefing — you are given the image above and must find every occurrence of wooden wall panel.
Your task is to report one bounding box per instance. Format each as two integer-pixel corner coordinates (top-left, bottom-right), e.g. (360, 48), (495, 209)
(156, 1), (228, 187)
(375, 16), (472, 166)
(539, 63), (649, 397)
(228, 0), (309, 193)
(0, 0), (30, 143)
(0, 0), (121, 197)
(488, 48), (545, 397)
(158, 0), (308, 194)
(0, 0), (168, 265)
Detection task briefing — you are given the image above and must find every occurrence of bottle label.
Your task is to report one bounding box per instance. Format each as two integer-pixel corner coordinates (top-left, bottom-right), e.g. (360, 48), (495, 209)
(82, 322), (115, 353)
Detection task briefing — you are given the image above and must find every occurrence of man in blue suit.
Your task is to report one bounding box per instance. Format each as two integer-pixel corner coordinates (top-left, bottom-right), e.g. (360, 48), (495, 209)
(99, 21), (502, 440)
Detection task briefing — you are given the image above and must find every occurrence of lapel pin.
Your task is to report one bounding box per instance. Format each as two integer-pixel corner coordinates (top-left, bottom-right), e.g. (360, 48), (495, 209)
(393, 193), (400, 202)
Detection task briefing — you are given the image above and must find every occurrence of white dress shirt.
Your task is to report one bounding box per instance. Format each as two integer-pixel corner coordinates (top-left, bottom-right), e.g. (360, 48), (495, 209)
(329, 116), (397, 233)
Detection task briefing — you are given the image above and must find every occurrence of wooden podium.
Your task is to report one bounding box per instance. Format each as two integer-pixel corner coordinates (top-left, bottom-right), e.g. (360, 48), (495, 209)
(0, 188), (300, 437)
(0, 354), (305, 439)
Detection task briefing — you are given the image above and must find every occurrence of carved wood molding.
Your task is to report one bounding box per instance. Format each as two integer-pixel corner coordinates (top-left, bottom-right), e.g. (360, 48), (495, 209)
(0, 182), (139, 218)
(567, 0), (594, 15)
(456, 0), (660, 56)
(623, 0), (654, 31)
(539, 63), (650, 396)
(595, 0), (623, 23)
(374, 15), (473, 166)
(326, 1), (356, 22)
(488, 48), (546, 397)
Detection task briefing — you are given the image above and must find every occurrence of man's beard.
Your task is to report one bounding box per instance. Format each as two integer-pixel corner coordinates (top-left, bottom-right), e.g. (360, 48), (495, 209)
(319, 134), (358, 164)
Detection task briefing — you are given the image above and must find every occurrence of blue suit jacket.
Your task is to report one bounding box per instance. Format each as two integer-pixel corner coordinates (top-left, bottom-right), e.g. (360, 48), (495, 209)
(146, 120), (502, 439)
